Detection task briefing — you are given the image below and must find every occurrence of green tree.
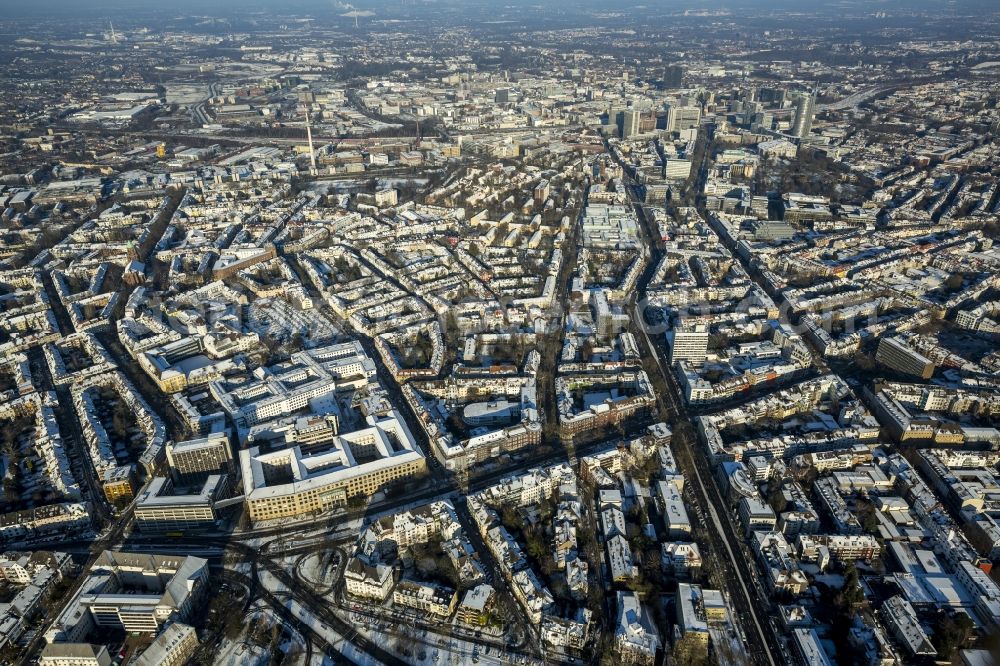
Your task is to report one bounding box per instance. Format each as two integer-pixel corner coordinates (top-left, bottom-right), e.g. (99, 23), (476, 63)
(3, 476), (21, 501)
(768, 482), (788, 513)
(444, 311), (461, 342)
(856, 498), (879, 534)
(111, 401), (131, 440)
(525, 531), (547, 562)
(931, 611), (975, 659)
(842, 562), (864, 607)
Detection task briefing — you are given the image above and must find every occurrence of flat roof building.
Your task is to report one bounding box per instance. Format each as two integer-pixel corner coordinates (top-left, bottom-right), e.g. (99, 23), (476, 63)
(240, 411), (425, 523)
(134, 475), (227, 533)
(669, 324), (709, 366)
(676, 583), (709, 644)
(876, 337), (935, 380)
(881, 595), (936, 658)
(791, 627), (833, 666)
(46, 552), (208, 643)
(165, 432), (232, 485)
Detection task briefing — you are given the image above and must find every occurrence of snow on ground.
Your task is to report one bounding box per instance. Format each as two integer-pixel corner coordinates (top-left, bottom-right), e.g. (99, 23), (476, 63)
(375, 178), (430, 188)
(247, 297), (340, 346)
(708, 623), (751, 666)
(214, 637), (270, 666)
(233, 535), (274, 549)
(287, 598), (386, 666)
(226, 560), (254, 575)
(215, 602), (309, 665)
(241, 514), (363, 536)
(259, 570), (385, 666)
(259, 568), (292, 596)
(813, 573), (846, 587)
(278, 553), (301, 570)
(304, 652), (327, 666)
(298, 552), (338, 588)
(351, 617), (507, 666)
(258, 560), (520, 666)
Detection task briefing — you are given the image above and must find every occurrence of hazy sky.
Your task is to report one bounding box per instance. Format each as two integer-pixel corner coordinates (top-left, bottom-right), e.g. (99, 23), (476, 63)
(2, 0), (996, 12)
(2, 0), (997, 21)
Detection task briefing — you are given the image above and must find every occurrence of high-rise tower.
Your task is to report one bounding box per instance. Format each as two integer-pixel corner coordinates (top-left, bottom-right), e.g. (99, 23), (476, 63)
(305, 109), (316, 171)
(791, 90), (816, 139)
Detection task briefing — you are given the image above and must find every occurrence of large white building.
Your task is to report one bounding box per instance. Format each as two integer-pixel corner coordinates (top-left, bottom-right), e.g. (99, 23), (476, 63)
(133, 475), (226, 533)
(344, 559), (395, 601)
(239, 411), (425, 523)
(669, 323), (709, 365)
(46, 552), (208, 643)
(134, 623), (199, 666)
(210, 341), (376, 437)
(39, 644), (111, 666)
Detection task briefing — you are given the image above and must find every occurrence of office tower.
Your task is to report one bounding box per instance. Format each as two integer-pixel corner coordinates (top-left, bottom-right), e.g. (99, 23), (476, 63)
(876, 337), (935, 379)
(534, 180), (550, 204)
(665, 104), (679, 131)
(668, 324), (709, 365)
(305, 110), (317, 170)
(666, 104), (701, 132)
(166, 432), (233, 485)
(791, 90), (816, 139)
(663, 64), (684, 89)
(134, 475), (226, 533)
(622, 108), (641, 139)
(758, 87), (786, 105)
(495, 87), (510, 104)
(606, 107), (622, 132)
(664, 159), (692, 180)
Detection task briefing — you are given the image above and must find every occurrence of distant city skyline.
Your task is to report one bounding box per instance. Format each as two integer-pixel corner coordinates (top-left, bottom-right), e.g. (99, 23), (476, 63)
(0, 1), (997, 664)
